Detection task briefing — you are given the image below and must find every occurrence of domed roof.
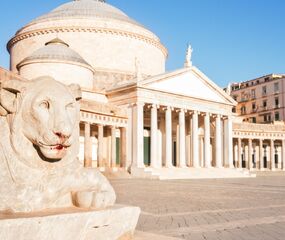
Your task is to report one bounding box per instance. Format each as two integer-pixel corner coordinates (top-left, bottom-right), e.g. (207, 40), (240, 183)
(17, 38), (93, 70)
(29, 0), (141, 27)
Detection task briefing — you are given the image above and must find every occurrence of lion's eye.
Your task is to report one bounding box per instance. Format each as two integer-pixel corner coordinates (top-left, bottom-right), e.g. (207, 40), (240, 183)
(40, 101), (50, 109)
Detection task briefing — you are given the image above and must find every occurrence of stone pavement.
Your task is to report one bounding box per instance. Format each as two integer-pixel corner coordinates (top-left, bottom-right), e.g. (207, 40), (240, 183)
(110, 175), (285, 240)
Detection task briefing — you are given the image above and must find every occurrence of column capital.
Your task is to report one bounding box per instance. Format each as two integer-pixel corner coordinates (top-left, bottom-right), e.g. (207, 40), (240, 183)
(175, 108), (187, 113)
(147, 103), (159, 109)
(132, 102), (145, 107)
(162, 106), (174, 111)
(213, 114), (221, 119)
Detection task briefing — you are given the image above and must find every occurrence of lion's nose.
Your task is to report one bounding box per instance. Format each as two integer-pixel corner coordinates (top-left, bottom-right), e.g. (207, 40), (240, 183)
(53, 121), (72, 141)
(54, 132), (70, 141)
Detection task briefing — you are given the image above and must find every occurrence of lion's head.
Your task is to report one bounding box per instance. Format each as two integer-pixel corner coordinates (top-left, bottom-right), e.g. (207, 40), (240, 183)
(0, 76), (82, 169)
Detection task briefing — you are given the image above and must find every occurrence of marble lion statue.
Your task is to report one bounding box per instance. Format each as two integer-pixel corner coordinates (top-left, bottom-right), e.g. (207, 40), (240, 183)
(0, 76), (116, 213)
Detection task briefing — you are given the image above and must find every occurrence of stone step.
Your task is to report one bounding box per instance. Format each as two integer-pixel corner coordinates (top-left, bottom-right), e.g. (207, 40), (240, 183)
(131, 167), (255, 180)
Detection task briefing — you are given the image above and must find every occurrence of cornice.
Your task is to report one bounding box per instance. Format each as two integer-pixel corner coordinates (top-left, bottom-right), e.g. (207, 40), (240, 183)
(7, 26), (168, 57)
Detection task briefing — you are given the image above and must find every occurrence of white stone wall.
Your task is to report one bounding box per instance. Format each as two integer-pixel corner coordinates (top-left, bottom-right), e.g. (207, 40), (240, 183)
(19, 62), (94, 88)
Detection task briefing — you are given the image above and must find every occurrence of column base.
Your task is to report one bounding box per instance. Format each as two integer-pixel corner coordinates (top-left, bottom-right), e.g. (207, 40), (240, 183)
(165, 164), (175, 169)
(193, 165), (201, 169)
(216, 166), (224, 169)
(98, 167), (106, 172)
(205, 165), (213, 169)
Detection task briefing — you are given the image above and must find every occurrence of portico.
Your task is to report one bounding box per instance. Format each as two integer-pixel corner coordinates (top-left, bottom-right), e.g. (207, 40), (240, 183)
(107, 66), (239, 178)
(233, 122), (285, 171)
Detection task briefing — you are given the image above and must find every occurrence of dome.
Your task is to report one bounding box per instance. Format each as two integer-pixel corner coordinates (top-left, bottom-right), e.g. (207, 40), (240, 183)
(17, 38), (95, 88)
(28, 0), (141, 27)
(8, 0), (167, 90)
(17, 38), (92, 71)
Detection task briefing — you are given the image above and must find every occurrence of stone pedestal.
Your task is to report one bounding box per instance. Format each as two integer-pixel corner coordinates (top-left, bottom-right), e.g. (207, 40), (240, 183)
(0, 205), (140, 240)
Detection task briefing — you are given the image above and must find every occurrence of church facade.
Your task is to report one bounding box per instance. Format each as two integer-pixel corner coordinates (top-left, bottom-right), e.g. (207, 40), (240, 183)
(1, 0), (284, 179)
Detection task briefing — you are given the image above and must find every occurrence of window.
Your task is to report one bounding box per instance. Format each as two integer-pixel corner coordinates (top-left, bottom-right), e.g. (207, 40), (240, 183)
(274, 82), (279, 93)
(232, 107), (236, 113)
(263, 114), (271, 122)
(264, 77), (270, 82)
(252, 117), (256, 123)
(233, 95), (238, 101)
(275, 112), (280, 121)
(251, 89), (256, 98)
(275, 97), (279, 108)
(263, 100), (267, 109)
(241, 91), (246, 101)
(241, 106), (246, 115)
(252, 102), (256, 112)
(262, 86), (267, 95)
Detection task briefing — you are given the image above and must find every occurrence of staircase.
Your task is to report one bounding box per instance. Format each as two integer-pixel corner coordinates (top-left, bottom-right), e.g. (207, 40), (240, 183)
(131, 167), (255, 180)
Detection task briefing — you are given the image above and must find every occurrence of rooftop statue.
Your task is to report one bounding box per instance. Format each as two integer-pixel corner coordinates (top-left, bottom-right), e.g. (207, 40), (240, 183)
(0, 76), (116, 213)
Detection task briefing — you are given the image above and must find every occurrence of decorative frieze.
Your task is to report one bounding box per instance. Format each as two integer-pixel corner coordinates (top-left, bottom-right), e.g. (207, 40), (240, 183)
(80, 111), (127, 127)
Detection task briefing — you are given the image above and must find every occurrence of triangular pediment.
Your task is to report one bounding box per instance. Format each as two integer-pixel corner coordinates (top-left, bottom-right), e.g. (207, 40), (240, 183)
(141, 67), (236, 105)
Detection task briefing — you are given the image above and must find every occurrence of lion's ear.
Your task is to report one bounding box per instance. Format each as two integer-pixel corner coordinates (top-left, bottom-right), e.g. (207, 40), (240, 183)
(68, 84), (82, 101)
(0, 79), (27, 116)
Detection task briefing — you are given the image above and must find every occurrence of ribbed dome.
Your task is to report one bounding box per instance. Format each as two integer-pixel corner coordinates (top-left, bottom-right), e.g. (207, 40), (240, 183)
(29, 0), (141, 27)
(17, 38), (92, 70)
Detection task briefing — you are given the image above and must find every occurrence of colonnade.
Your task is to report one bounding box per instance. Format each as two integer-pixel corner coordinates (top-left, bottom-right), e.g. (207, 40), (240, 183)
(233, 138), (285, 170)
(81, 122), (127, 169)
(131, 103), (234, 169)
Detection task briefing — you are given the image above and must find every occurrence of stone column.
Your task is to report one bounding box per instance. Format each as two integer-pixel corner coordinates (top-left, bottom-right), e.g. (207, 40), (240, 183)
(259, 139), (263, 170)
(111, 126), (117, 168)
(234, 141), (238, 168)
(192, 111), (199, 168)
(224, 117), (234, 168)
(84, 122), (92, 168)
(132, 103), (144, 168)
(270, 139), (275, 171)
(215, 115), (222, 168)
(97, 124), (104, 168)
(199, 137), (204, 167)
(277, 145), (282, 169)
(204, 113), (211, 168)
(281, 139), (285, 171)
(165, 106), (173, 167)
(120, 127), (127, 168)
(151, 104), (158, 168)
(179, 109), (186, 167)
(238, 138), (242, 169)
(126, 105), (133, 170)
(248, 139), (253, 170)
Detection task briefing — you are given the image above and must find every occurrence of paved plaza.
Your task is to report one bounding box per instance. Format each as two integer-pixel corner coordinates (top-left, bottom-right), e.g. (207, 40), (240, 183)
(111, 175), (285, 240)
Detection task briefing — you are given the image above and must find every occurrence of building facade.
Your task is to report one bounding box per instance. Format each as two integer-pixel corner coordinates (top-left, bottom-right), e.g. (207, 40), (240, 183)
(229, 74), (285, 123)
(1, 0), (284, 179)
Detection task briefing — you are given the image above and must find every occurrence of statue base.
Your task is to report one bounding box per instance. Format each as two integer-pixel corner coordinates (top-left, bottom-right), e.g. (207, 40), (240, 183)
(0, 205), (140, 240)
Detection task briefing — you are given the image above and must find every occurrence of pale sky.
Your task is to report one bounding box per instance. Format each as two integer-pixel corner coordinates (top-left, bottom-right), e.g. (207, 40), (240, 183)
(0, 0), (284, 87)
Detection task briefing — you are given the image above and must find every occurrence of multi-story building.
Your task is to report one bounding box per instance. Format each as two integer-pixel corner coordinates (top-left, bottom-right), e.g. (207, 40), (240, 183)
(229, 74), (285, 123)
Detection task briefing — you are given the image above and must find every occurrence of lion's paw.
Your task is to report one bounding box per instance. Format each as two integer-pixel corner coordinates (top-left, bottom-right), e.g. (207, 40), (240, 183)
(74, 190), (115, 209)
